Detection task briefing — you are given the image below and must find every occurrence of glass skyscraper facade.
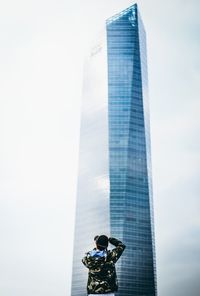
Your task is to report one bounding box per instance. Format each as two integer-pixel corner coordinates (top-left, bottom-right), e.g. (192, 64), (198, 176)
(71, 4), (157, 296)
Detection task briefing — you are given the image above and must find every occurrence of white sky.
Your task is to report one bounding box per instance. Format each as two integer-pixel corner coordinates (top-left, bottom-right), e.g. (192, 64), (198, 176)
(0, 1), (199, 296)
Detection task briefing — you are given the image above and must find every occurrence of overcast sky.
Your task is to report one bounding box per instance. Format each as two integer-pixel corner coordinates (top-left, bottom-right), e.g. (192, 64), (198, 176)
(0, 0), (199, 296)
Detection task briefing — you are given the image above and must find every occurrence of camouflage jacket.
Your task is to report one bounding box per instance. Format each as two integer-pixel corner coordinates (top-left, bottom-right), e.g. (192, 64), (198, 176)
(82, 237), (126, 294)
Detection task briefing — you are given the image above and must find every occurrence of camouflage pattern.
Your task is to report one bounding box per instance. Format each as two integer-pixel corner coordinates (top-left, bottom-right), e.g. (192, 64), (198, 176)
(82, 237), (126, 294)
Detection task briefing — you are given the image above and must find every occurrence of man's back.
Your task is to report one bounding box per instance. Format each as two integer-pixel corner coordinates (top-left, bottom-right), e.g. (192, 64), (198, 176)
(82, 237), (126, 295)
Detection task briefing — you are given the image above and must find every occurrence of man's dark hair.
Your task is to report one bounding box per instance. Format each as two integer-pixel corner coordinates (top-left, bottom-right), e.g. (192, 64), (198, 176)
(97, 244), (106, 251)
(95, 235), (109, 250)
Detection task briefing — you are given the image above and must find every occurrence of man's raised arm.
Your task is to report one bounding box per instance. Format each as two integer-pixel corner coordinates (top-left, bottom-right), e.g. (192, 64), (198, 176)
(108, 237), (126, 263)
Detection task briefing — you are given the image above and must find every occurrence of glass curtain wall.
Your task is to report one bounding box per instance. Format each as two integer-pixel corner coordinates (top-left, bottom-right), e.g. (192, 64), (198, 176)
(71, 29), (110, 296)
(106, 4), (157, 296)
(71, 4), (157, 296)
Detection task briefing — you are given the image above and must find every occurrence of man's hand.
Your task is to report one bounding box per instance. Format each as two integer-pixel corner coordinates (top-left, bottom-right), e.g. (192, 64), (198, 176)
(108, 237), (124, 246)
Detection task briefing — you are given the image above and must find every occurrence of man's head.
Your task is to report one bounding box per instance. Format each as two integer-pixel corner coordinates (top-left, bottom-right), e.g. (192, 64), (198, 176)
(94, 235), (109, 251)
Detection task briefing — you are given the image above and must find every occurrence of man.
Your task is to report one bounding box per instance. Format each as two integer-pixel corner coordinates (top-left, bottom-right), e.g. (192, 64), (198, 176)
(82, 235), (126, 295)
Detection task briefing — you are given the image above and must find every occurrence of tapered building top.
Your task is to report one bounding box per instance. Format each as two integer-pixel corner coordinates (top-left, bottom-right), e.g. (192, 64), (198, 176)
(106, 3), (138, 25)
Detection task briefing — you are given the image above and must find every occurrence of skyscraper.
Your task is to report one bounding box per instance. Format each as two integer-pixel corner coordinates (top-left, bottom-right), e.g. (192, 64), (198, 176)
(71, 4), (157, 296)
